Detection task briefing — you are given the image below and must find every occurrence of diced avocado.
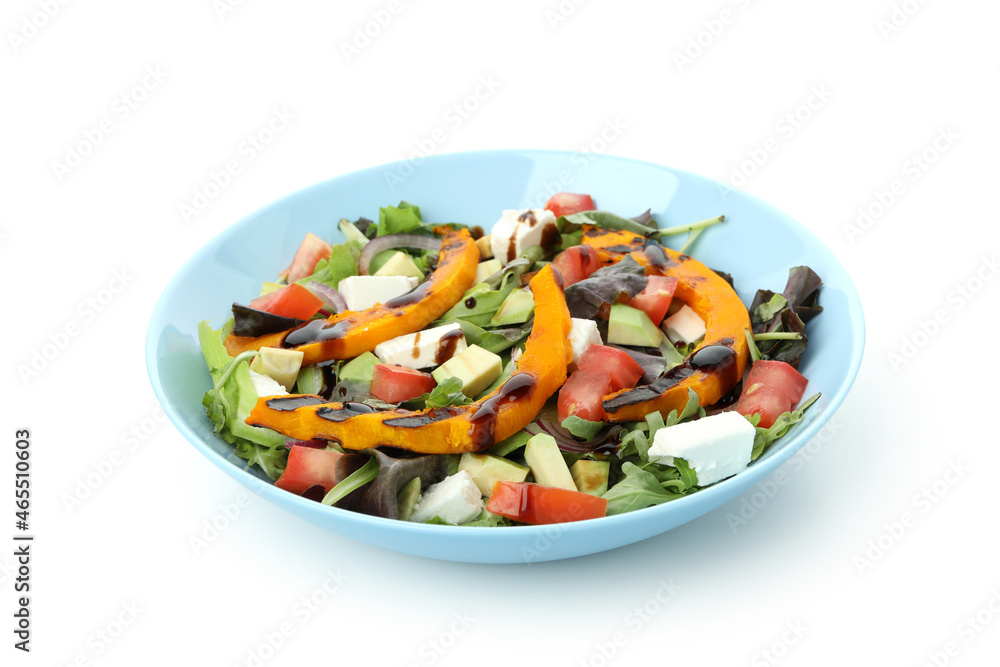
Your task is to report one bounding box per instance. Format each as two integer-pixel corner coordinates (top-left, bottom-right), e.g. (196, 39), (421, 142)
(259, 281), (284, 297)
(249, 347), (304, 391)
(374, 251), (424, 280)
(474, 258), (503, 285)
(459, 452), (529, 496)
(339, 350), (380, 394)
(432, 345), (502, 397)
(607, 303), (661, 347)
(475, 234), (494, 259)
(294, 365), (324, 395)
(570, 460), (610, 496)
(490, 288), (534, 326)
(524, 433), (577, 491)
(339, 218), (370, 247)
(396, 477), (422, 521)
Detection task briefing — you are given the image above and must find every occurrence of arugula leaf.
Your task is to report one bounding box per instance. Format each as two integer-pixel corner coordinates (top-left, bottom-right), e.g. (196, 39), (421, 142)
(561, 210), (659, 237)
(749, 392), (821, 460)
(602, 462), (685, 515)
(564, 255), (647, 319)
(560, 415), (605, 440)
(377, 201), (422, 236)
(671, 457), (699, 488)
(414, 377), (474, 409)
(446, 318), (531, 355)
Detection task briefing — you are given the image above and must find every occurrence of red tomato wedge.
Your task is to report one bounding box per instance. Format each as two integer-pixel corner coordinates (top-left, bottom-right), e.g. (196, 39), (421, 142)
(545, 192), (596, 218)
(578, 345), (643, 391)
(487, 481), (607, 524)
(629, 275), (678, 325)
(274, 446), (343, 494)
(550, 245), (602, 286)
(735, 360), (808, 428)
(370, 364), (436, 404)
(558, 369), (613, 422)
(558, 345), (644, 422)
(279, 232), (332, 283)
(249, 283), (324, 320)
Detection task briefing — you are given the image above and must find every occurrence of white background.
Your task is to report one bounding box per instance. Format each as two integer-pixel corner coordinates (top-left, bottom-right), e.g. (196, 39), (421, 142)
(4, 1), (998, 665)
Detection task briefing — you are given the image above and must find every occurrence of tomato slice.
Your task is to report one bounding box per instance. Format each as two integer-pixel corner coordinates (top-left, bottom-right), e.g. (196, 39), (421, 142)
(545, 192), (596, 218)
(629, 275), (677, 325)
(249, 283), (324, 320)
(274, 446), (343, 494)
(735, 360), (809, 428)
(550, 245), (602, 287)
(558, 346), (643, 422)
(279, 232), (332, 283)
(487, 481), (607, 524)
(370, 364), (436, 403)
(557, 369), (611, 422)
(577, 345), (643, 391)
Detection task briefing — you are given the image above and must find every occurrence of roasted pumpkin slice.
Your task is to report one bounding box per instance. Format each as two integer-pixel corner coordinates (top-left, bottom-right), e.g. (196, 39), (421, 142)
(247, 265), (572, 454)
(581, 226), (751, 422)
(225, 227), (478, 365)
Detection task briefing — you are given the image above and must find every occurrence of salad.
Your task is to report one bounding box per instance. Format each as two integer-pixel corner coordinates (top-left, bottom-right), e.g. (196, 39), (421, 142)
(198, 193), (822, 526)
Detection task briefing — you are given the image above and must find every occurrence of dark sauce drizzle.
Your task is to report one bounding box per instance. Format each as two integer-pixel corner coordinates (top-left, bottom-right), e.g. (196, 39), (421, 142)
(468, 373), (537, 450)
(283, 319), (350, 347)
(434, 328), (465, 365)
(266, 395), (327, 411)
(316, 402), (376, 423)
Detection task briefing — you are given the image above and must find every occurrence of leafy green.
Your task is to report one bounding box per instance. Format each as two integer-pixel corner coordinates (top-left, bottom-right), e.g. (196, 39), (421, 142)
(198, 321), (288, 480)
(564, 255), (647, 319)
(377, 201), (422, 236)
(322, 456), (378, 506)
(754, 294), (788, 323)
(616, 389), (703, 462)
(748, 267), (823, 368)
(295, 242), (360, 290)
(445, 317), (531, 354)
(749, 392), (821, 460)
(672, 457), (699, 488)
(560, 415), (605, 440)
(436, 280), (520, 327)
(561, 210), (659, 237)
(413, 377), (474, 409)
(602, 462), (685, 515)
(336, 449), (455, 519)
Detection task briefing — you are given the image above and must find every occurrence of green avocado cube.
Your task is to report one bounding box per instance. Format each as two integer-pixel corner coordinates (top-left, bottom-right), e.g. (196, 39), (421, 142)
(607, 303), (661, 347)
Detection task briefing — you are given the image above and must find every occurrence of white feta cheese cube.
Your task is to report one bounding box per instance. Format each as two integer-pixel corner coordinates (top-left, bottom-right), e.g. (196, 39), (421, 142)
(374, 322), (467, 370)
(489, 208), (558, 264)
(409, 470), (484, 524)
(662, 304), (706, 344)
(337, 275), (419, 311)
(249, 370), (288, 398)
(568, 318), (602, 370)
(648, 412), (756, 486)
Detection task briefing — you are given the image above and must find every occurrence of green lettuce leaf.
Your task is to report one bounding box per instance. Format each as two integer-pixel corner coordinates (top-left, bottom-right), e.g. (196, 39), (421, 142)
(198, 320), (289, 480)
(377, 201), (422, 236)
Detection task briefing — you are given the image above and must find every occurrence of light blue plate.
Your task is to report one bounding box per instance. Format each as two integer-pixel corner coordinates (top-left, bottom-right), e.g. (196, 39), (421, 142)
(146, 150), (864, 563)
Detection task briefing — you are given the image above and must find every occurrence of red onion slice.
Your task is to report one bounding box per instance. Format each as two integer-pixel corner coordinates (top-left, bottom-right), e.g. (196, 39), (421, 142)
(358, 233), (442, 275)
(305, 281), (348, 313)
